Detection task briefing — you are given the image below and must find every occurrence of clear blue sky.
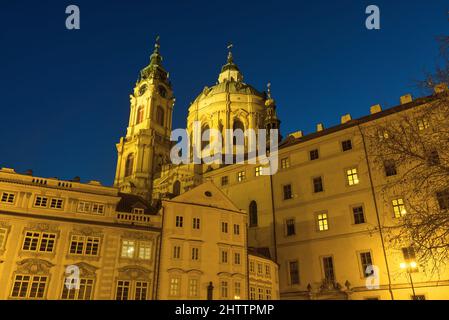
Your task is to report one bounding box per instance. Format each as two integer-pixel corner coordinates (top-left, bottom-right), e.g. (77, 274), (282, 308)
(0, 0), (447, 185)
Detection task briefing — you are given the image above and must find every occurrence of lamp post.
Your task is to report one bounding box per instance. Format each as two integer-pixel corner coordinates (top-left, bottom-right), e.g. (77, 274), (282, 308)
(400, 261), (418, 299)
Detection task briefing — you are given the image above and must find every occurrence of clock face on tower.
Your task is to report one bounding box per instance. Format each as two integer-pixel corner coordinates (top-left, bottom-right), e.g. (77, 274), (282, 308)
(139, 84), (147, 96)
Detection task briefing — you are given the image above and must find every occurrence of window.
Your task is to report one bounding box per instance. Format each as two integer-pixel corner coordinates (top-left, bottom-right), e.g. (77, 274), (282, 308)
(50, 198), (63, 209)
(121, 240), (152, 260)
(134, 281), (149, 300)
(234, 282), (241, 299)
(392, 198), (407, 218)
(34, 196), (48, 207)
(175, 216), (183, 228)
(323, 256), (335, 281)
(309, 149), (319, 160)
(22, 232), (56, 252)
(402, 247), (416, 262)
(413, 295), (426, 300)
(313, 177), (323, 193)
(1, 192), (15, 204)
(221, 222), (228, 233)
(69, 235), (100, 256)
(249, 201), (258, 227)
(249, 261), (255, 273)
(136, 105), (144, 124)
(91, 203), (105, 214)
(417, 118), (429, 131)
(221, 281), (228, 298)
(317, 213), (329, 231)
(0, 228), (7, 249)
(265, 265), (271, 278)
(169, 277), (180, 296)
(172, 180), (181, 196)
(237, 171), (246, 182)
(266, 289), (272, 300)
(192, 217), (200, 230)
(257, 263), (263, 275)
(289, 261), (299, 285)
(124, 154), (134, 177)
(173, 245), (181, 259)
(353, 206), (365, 224)
(360, 252), (373, 278)
(346, 168), (359, 186)
(258, 288), (264, 300)
(254, 165), (263, 177)
(281, 157), (290, 169)
(11, 275), (48, 299)
(132, 208), (144, 215)
(138, 242), (152, 260)
(286, 219), (296, 236)
(115, 280), (130, 300)
(156, 106), (164, 126)
(221, 249), (228, 263)
(121, 240), (135, 258)
(233, 224), (240, 235)
(188, 279), (199, 297)
(62, 278), (94, 300)
(77, 201), (91, 213)
(250, 287), (256, 300)
(283, 184), (293, 200)
(191, 247), (199, 261)
(436, 190), (449, 210)
(427, 150), (440, 166)
(221, 176), (229, 186)
(384, 160), (397, 177)
(342, 139), (352, 151)
(234, 252), (241, 265)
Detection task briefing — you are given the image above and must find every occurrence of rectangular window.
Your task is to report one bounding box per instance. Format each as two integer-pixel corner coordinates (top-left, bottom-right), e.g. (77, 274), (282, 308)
(317, 213), (329, 231)
(34, 196), (48, 208)
(257, 263), (263, 275)
(281, 157), (290, 169)
(188, 279), (199, 297)
(138, 241), (152, 260)
(0, 228), (7, 249)
(353, 206), (365, 224)
(255, 166), (263, 177)
(347, 168), (359, 186)
(62, 278), (94, 300)
(417, 118), (429, 131)
(234, 252), (241, 265)
(173, 245), (181, 259)
(289, 261), (299, 285)
(249, 261), (255, 273)
(191, 247), (199, 261)
(392, 198), (407, 218)
(313, 177), (323, 193)
(234, 281), (241, 299)
(50, 198), (63, 209)
(250, 287), (256, 300)
(360, 252), (373, 278)
(1, 192), (15, 204)
(266, 289), (272, 300)
(11, 275), (48, 299)
(384, 160), (397, 177)
(436, 190), (449, 210)
(22, 231), (56, 253)
(92, 203), (105, 214)
(175, 216), (183, 228)
(237, 171), (246, 182)
(221, 249), (228, 263)
(283, 184), (293, 200)
(221, 176), (229, 186)
(192, 217), (200, 230)
(135, 281), (149, 300)
(342, 139), (352, 151)
(265, 265), (271, 278)
(221, 222), (228, 233)
(233, 224), (240, 235)
(169, 278), (180, 296)
(309, 149), (319, 160)
(121, 240), (136, 258)
(221, 281), (228, 298)
(69, 235), (100, 256)
(77, 201), (91, 213)
(286, 219), (296, 236)
(323, 256), (335, 281)
(115, 280), (130, 300)
(258, 288), (264, 300)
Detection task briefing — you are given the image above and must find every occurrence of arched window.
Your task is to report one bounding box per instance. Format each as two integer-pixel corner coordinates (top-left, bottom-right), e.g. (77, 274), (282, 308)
(124, 153), (134, 177)
(136, 106), (144, 124)
(156, 106), (164, 126)
(233, 119), (245, 146)
(173, 180), (181, 196)
(201, 125), (210, 150)
(249, 200), (258, 227)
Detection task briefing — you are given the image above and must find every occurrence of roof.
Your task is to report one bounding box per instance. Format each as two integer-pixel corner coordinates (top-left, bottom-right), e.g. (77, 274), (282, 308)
(116, 193), (159, 215)
(192, 80), (264, 104)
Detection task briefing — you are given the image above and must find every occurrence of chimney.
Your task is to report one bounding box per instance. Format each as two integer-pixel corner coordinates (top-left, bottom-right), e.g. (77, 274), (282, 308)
(316, 123), (324, 132)
(434, 83), (448, 94)
(341, 114), (352, 124)
(370, 104), (382, 114)
(400, 94), (413, 104)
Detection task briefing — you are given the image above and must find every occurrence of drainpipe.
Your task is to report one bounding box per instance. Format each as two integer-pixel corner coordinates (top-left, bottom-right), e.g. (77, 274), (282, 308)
(155, 204), (165, 300)
(269, 174), (278, 263)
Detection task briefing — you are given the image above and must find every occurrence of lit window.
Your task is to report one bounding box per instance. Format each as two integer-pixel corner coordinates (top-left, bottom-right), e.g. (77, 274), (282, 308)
(309, 149), (319, 160)
(313, 177), (323, 193)
(62, 278), (94, 300)
(121, 240), (135, 258)
(50, 198), (63, 209)
(237, 171), (246, 182)
(317, 213), (329, 231)
(22, 232), (56, 252)
(1, 192), (15, 204)
(353, 206), (365, 224)
(188, 279), (199, 297)
(281, 157), (290, 169)
(169, 277), (180, 296)
(342, 139), (352, 151)
(283, 184), (293, 200)
(11, 275), (48, 299)
(392, 198), (407, 218)
(360, 252), (373, 278)
(69, 235), (100, 256)
(347, 168), (359, 186)
(286, 219), (295, 236)
(255, 166), (262, 177)
(417, 118), (429, 131)
(138, 242), (152, 260)
(175, 216), (183, 228)
(34, 196), (48, 208)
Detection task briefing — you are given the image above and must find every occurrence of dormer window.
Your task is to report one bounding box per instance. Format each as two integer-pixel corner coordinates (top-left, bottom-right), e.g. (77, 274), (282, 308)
(133, 208), (144, 214)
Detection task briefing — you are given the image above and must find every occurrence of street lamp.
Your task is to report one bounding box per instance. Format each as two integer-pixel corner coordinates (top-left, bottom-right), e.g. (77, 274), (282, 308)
(400, 261), (418, 299)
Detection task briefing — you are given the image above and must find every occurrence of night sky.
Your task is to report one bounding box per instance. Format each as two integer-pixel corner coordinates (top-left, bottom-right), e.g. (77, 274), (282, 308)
(0, 1), (447, 185)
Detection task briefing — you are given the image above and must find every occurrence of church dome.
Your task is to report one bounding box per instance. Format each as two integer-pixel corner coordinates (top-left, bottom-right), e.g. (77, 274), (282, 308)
(192, 81), (264, 105)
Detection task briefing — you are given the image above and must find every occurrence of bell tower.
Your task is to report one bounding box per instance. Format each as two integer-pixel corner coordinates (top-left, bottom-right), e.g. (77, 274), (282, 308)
(114, 37), (174, 200)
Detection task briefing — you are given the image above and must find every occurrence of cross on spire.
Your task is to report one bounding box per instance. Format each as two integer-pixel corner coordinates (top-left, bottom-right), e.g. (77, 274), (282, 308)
(227, 42), (234, 64)
(267, 82), (272, 99)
